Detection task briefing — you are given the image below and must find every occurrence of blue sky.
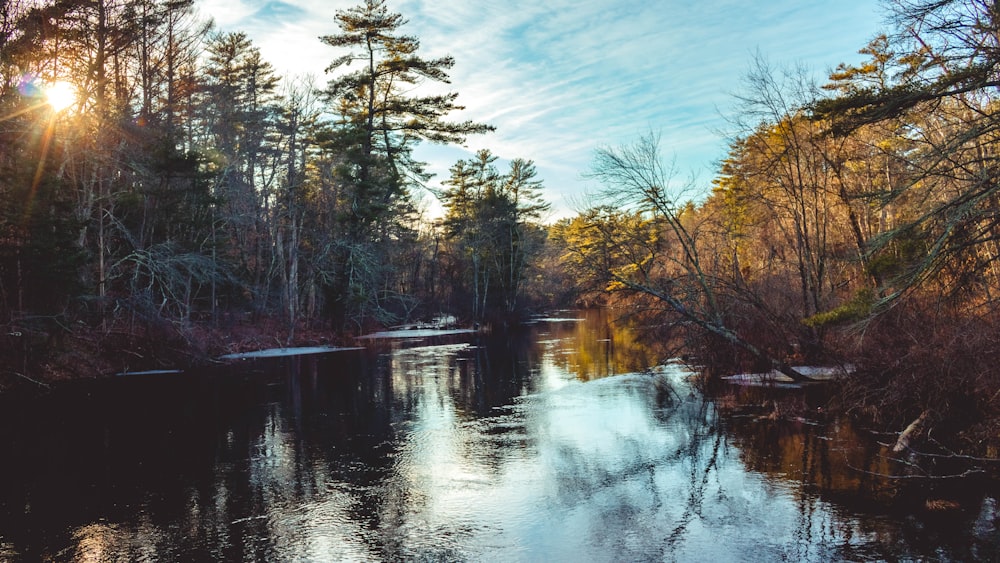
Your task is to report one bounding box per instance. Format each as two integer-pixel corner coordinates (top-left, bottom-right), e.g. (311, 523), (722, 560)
(200, 0), (884, 220)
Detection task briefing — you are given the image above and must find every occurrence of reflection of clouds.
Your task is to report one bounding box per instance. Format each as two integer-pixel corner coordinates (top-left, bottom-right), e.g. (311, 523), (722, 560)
(16, 329), (983, 561)
(373, 359), (919, 561)
(375, 353), (706, 560)
(379, 331), (690, 559)
(465, 372), (706, 560)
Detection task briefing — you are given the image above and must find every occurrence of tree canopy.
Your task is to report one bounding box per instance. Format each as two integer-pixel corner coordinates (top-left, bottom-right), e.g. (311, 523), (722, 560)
(4, 0), (1000, 458)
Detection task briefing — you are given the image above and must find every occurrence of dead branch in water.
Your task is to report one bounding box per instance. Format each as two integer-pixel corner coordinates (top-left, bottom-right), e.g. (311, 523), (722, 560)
(893, 409), (930, 452)
(874, 438), (1000, 464)
(847, 463), (987, 480)
(2, 370), (51, 389)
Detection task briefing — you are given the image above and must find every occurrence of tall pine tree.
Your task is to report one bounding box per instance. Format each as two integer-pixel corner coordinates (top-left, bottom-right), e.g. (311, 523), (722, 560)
(319, 0), (492, 327)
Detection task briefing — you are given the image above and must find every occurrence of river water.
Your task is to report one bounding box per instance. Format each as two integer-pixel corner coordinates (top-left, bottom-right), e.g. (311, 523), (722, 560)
(0, 310), (997, 561)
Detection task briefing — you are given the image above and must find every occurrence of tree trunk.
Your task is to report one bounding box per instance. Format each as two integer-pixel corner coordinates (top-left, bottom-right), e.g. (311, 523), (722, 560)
(620, 278), (813, 382)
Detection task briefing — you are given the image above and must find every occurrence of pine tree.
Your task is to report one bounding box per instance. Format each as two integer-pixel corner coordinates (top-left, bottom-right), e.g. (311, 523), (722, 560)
(441, 150), (549, 319)
(320, 0), (492, 233)
(319, 0), (493, 326)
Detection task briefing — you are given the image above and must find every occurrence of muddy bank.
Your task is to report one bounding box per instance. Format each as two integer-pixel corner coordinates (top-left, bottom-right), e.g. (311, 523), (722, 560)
(0, 317), (351, 393)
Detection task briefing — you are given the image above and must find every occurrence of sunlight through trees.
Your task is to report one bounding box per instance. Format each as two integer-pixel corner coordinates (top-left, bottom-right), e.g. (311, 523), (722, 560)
(0, 0), (999, 460)
(43, 81), (76, 112)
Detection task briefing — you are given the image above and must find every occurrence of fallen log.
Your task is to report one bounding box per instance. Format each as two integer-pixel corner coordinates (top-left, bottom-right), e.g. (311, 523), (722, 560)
(615, 278), (813, 382)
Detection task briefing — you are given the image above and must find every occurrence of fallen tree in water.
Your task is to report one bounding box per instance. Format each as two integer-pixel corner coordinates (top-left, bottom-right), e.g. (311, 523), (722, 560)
(584, 134), (812, 383)
(613, 277), (812, 383)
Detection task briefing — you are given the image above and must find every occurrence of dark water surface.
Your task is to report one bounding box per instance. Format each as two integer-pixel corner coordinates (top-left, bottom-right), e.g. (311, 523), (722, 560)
(1, 311), (997, 561)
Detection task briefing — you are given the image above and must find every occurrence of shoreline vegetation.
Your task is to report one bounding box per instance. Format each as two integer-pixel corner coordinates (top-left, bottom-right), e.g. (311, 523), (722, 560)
(2, 308), (999, 487)
(2, 0), (1000, 478)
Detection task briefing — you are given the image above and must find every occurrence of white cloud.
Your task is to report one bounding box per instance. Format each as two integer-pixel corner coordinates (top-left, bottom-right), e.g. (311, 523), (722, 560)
(204, 0), (883, 219)
(197, 0), (256, 27)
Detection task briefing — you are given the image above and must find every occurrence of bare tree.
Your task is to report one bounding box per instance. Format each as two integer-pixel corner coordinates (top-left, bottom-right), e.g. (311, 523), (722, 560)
(588, 133), (810, 381)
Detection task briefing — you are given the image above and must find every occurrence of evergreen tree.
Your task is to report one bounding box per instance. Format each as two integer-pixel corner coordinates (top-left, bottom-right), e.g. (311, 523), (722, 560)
(319, 0), (493, 327)
(440, 150), (548, 320)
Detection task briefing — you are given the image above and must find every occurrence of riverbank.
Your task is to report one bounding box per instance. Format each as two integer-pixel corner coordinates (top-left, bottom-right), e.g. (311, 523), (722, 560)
(0, 316), (350, 392)
(1, 319), (996, 561)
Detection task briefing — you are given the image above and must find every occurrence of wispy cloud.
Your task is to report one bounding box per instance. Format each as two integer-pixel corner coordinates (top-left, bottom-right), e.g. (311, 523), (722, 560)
(206, 0), (882, 218)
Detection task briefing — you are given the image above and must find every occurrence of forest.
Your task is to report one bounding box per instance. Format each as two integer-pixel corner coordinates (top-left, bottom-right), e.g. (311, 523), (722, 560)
(2, 0), (1000, 459)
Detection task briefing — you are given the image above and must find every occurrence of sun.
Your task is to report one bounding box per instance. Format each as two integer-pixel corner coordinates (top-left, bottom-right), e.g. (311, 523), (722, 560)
(45, 81), (76, 112)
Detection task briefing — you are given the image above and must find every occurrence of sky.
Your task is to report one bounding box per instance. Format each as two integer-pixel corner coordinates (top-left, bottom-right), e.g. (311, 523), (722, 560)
(199, 0), (884, 220)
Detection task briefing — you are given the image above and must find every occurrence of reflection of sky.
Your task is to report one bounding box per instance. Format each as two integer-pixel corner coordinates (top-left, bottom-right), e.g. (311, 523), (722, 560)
(372, 343), (874, 561)
(533, 346), (578, 392)
(46, 334), (991, 561)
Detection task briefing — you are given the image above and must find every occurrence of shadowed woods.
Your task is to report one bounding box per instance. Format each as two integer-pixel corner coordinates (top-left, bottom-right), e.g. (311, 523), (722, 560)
(0, 0), (999, 475)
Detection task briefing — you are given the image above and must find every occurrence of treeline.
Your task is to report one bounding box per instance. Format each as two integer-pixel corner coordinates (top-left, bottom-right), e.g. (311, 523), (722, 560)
(549, 0), (1000, 456)
(4, 0), (999, 454)
(0, 0), (558, 376)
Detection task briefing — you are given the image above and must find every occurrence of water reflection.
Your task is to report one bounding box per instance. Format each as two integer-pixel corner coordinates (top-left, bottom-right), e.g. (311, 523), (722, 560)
(528, 309), (661, 382)
(0, 311), (996, 561)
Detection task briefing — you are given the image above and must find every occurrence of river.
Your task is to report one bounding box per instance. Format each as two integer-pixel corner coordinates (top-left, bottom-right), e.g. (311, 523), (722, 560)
(0, 310), (996, 561)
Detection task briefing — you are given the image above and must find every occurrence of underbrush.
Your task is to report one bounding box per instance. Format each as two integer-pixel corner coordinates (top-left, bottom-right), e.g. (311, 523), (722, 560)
(841, 302), (1000, 460)
(667, 292), (1000, 462)
(0, 311), (347, 392)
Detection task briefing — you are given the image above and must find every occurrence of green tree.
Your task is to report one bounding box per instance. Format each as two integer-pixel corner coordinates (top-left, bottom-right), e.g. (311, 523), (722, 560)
(440, 149), (548, 320)
(319, 0), (493, 327)
(813, 0), (1000, 305)
(550, 207), (659, 303)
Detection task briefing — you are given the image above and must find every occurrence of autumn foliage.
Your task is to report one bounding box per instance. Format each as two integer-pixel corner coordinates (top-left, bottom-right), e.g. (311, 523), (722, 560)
(1, 0), (1000, 457)
(549, 1), (1000, 456)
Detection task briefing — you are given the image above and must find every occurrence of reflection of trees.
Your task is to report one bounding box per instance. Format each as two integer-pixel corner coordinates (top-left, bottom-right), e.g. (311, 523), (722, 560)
(722, 390), (896, 503)
(0, 349), (404, 561)
(718, 386), (992, 561)
(663, 401), (723, 552)
(3, 322), (988, 560)
(532, 309), (672, 382)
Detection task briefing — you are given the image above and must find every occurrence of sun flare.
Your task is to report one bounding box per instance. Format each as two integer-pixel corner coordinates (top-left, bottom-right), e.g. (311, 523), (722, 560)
(45, 81), (76, 112)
